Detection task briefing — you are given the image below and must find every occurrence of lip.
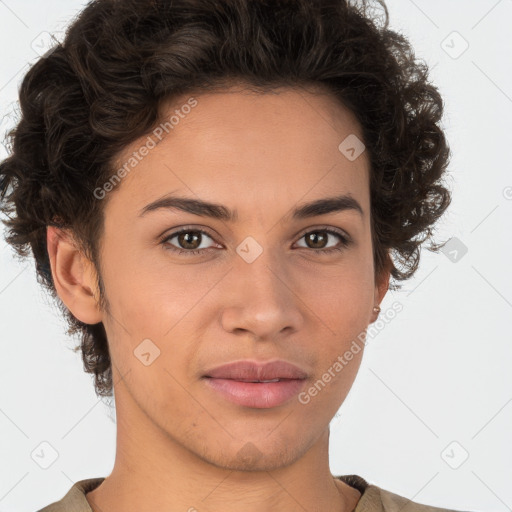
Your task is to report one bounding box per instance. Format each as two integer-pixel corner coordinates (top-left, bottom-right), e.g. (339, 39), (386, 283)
(202, 359), (309, 409)
(203, 377), (306, 408)
(203, 359), (308, 381)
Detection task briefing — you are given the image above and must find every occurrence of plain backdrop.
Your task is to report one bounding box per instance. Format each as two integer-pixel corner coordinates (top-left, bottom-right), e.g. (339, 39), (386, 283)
(0, 0), (511, 510)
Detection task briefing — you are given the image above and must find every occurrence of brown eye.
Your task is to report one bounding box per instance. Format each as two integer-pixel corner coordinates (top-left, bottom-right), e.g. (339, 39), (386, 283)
(304, 231), (329, 249)
(162, 229), (218, 255)
(295, 229), (351, 254)
(177, 231), (202, 250)
(161, 227), (352, 257)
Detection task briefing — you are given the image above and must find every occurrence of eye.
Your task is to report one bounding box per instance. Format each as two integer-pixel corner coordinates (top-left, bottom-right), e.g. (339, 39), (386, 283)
(162, 228), (220, 256)
(161, 226), (352, 257)
(294, 228), (352, 254)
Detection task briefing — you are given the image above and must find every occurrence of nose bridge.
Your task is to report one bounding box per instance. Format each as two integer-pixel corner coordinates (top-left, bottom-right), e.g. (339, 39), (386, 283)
(236, 239), (289, 307)
(220, 239), (302, 337)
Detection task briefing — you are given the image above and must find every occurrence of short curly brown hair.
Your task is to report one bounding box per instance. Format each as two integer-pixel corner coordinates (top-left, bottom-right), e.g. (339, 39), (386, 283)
(0, 0), (451, 399)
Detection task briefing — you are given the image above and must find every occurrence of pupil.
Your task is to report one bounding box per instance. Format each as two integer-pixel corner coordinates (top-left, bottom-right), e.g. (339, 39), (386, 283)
(180, 232), (200, 249)
(308, 232), (326, 249)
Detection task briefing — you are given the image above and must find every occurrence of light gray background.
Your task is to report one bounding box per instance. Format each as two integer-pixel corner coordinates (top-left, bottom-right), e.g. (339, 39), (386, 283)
(1, 0), (511, 510)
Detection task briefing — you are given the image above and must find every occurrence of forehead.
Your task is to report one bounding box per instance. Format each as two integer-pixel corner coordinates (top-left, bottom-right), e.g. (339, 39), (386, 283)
(106, 85), (370, 219)
(155, 83), (366, 154)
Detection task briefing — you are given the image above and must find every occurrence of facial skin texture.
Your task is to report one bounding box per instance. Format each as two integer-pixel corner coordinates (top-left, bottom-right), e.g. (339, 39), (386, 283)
(47, 84), (390, 512)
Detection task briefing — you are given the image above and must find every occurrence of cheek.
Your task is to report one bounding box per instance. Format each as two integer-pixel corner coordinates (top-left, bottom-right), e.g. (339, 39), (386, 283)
(301, 287), (369, 412)
(99, 250), (222, 391)
(101, 240), (216, 333)
(295, 254), (374, 326)
(299, 256), (373, 382)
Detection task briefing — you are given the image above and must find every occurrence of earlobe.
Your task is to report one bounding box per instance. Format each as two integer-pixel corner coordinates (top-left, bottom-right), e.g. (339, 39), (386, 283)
(46, 226), (103, 325)
(371, 255), (391, 323)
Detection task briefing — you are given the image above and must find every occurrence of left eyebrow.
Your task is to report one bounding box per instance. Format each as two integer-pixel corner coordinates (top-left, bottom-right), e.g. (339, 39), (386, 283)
(138, 193), (364, 221)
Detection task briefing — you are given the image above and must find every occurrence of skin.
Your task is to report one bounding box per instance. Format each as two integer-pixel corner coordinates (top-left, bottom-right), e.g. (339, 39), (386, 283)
(47, 83), (390, 512)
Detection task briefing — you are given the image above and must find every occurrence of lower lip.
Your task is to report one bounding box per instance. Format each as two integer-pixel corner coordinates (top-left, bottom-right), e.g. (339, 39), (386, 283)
(203, 377), (306, 408)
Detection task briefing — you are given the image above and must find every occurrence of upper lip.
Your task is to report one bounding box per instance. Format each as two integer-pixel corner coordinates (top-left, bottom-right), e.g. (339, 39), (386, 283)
(203, 360), (308, 381)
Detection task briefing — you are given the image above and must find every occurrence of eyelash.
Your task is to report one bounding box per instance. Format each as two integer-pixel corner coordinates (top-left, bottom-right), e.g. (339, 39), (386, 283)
(161, 226), (352, 256)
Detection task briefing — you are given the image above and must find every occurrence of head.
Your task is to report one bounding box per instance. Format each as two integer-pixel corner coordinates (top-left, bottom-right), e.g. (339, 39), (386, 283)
(0, 0), (450, 467)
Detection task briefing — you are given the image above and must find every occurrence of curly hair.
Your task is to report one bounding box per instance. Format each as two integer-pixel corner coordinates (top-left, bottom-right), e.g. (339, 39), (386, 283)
(0, 0), (451, 399)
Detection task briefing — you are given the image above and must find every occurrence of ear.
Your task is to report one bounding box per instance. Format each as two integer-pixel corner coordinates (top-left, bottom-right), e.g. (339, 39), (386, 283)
(46, 225), (103, 325)
(370, 253), (391, 323)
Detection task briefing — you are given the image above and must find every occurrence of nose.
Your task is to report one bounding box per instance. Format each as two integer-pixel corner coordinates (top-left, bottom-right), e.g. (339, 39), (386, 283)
(219, 251), (304, 341)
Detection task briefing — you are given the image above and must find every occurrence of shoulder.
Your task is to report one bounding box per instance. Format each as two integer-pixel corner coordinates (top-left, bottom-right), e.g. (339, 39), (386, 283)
(335, 475), (475, 512)
(364, 484), (474, 512)
(35, 477), (105, 512)
(355, 484), (471, 512)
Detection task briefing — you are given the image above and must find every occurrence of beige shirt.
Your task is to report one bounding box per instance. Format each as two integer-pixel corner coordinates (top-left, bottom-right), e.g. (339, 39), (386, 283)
(36, 474), (473, 512)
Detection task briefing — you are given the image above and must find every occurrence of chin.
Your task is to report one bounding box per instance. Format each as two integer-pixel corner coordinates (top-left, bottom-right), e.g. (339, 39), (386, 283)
(188, 430), (311, 473)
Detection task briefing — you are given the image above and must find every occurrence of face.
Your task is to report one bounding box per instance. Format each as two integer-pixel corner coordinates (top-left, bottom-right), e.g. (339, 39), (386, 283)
(67, 85), (388, 472)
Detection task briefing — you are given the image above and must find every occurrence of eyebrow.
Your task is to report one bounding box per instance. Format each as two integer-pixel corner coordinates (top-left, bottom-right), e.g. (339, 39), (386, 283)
(138, 193), (364, 221)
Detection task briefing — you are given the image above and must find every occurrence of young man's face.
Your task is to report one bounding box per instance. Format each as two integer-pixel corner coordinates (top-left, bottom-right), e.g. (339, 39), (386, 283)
(60, 85), (388, 472)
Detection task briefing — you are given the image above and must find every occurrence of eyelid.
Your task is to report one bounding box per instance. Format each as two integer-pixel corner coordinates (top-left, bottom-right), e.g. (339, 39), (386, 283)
(160, 225), (222, 248)
(293, 224), (352, 243)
